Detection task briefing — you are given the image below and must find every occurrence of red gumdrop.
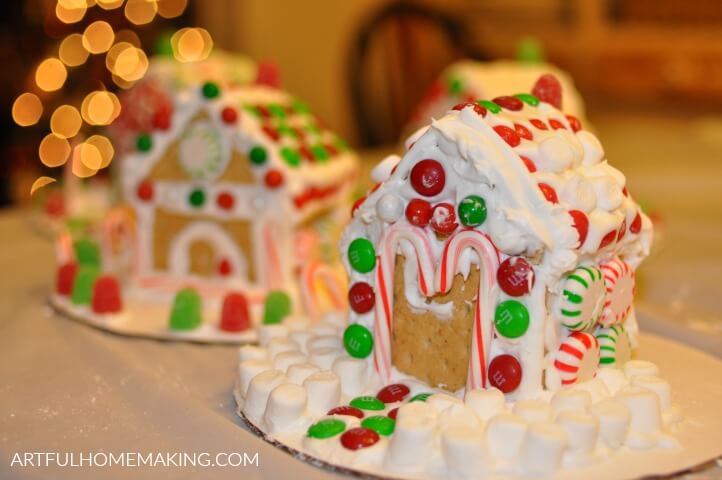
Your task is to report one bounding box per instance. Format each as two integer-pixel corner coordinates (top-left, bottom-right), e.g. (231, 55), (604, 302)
(351, 195), (366, 216)
(255, 60), (282, 88)
(45, 191), (65, 218)
(265, 170), (284, 189)
(566, 115), (582, 132)
(376, 384), (410, 403)
(489, 354), (522, 393)
(497, 257), (535, 297)
(221, 107), (238, 124)
(529, 118), (548, 130)
(220, 292), (251, 332)
(493, 96), (524, 111)
(410, 159), (445, 197)
(629, 212), (642, 234)
(91, 275), (123, 314)
(217, 192), (234, 210)
(549, 119), (566, 130)
(56, 263), (78, 296)
(387, 407), (399, 420)
(538, 183), (559, 204)
(493, 125), (520, 147)
(520, 155), (537, 173)
(599, 229), (617, 249)
(137, 180), (154, 201)
(617, 220), (627, 242)
(569, 210), (589, 248)
(532, 74), (562, 109)
(327, 406), (364, 419)
(218, 258), (232, 276)
(430, 203), (458, 235)
(348, 282), (375, 314)
(514, 123), (533, 140)
(340, 428), (380, 450)
(405, 198), (433, 227)
(452, 102), (487, 117)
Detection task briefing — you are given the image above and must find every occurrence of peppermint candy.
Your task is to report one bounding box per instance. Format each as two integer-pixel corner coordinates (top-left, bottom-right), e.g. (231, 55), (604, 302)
(599, 257), (635, 327)
(555, 265), (605, 331)
(596, 324), (632, 367)
(553, 332), (600, 386)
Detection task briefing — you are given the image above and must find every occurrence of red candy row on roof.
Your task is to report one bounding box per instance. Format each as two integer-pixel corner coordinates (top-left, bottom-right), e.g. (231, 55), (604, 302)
(293, 183), (342, 209)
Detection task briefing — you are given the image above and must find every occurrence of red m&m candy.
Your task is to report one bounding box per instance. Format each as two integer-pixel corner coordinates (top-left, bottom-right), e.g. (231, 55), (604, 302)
(376, 384), (410, 403)
(629, 212), (642, 234)
(348, 282), (374, 314)
(430, 203), (457, 235)
(497, 257), (535, 297)
(493, 96), (524, 111)
(569, 210), (589, 248)
(514, 123), (533, 140)
(405, 198), (433, 227)
(327, 406), (364, 419)
(493, 125), (520, 147)
(387, 407), (399, 420)
(488, 354), (522, 393)
(566, 115), (582, 132)
(538, 183), (558, 204)
(410, 159), (445, 197)
(599, 229), (617, 248)
(340, 427), (380, 450)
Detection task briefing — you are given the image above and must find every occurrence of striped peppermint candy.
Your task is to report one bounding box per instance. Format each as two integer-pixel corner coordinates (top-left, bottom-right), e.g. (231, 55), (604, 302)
(596, 324), (632, 367)
(555, 265), (605, 331)
(599, 257), (635, 327)
(553, 331), (600, 386)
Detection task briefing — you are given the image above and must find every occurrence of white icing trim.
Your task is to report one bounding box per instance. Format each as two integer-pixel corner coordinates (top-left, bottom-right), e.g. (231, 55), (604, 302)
(168, 220), (248, 280)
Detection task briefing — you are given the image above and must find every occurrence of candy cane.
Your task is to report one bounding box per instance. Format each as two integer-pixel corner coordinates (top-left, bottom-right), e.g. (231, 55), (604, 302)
(374, 224), (436, 381)
(436, 228), (500, 390)
(553, 331), (600, 385)
(599, 257), (634, 327)
(299, 260), (347, 321)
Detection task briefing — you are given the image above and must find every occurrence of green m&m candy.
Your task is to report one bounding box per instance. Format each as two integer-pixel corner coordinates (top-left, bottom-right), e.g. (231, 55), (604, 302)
(136, 133), (153, 152)
(494, 300), (530, 338)
(458, 195), (487, 226)
(409, 392), (433, 402)
(477, 99), (501, 114)
(307, 418), (346, 439)
(263, 290), (291, 324)
(74, 239), (101, 268)
(249, 146), (267, 165)
(350, 396), (385, 411)
(71, 266), (99, 305)
(201, 81), (220, 99)
(169, 287), (202, 330)
(361, 416), (395, 436)
(347, 238), (376, 273)
(514, 93), (540, 107)
(343, 324), (373, 358)
(188, 189), (205, 208)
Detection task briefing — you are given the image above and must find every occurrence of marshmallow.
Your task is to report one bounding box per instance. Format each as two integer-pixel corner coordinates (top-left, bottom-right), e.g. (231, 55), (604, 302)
(624, 360), (659, 379)
(556, 411), (598, 456)
(237, 345), (268, 363)
(438, 404), (481, 431)
(331, 356), (369, 397)
(282, 315), (310, 332)
(513, 399), (551, 423)
(286, 362), (321, 385)
(273, 351), (307, 372)
(577, 130), (604, 166)
(538, 135), (575, 172)
(464, 388), (505, 422)
(385, 414), (435, 471)
(520, 423), (568, 475)
(258, 324), (290, 347)
(591, 398), (630, 449)
(308, 347), (342, 370)
(244, 369), (287, 422)
(310, 323), (339, 337)
(551, 389), (591, 417)
(303, 371), (341, 415)
(307, 335), (342, 351)
(396, 401), (438, 424)
(263, 383), (307, 434)
(441, 426), (493, 478)
(427, 393), (463, 413)
(632, 375), (671, 411)
(595, 367), (627, 394)
(267, 337), (298, 359)
(484, 414), (527, 459)
(572, 378), (611, 403)
(616, 386), (662, 435)
(321, 310), (347, 328)
(238, 359), (273, 398)
(288, 330), (313, 354)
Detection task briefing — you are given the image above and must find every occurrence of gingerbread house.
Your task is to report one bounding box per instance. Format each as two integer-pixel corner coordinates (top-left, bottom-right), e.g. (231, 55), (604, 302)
(120, 82), (358, 308)
(341, 79), (652, 398)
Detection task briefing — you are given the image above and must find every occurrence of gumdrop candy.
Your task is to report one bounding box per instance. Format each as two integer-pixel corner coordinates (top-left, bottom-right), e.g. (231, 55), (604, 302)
(169, 288), (202, 331)
(532, 74), (562, 109)
(220, 292), (251, 332)
(73, 239), (101, 268)
(71, 266), (100, 305)
(263, 290), (291, 325)
(56, 263), (78, 296)
(91, 275), (123, 314)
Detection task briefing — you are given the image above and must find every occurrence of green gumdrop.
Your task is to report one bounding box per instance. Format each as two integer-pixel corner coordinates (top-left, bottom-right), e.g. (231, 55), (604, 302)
(343, 324), (374, 358)
(74, 239), (100, 268)
(361, 416), (395, 436)
(458, 195), (487, 226)
(307, 418), (345, 439)
(494, 300), (530, 338)
(71, 267), (99, 305)
(263, 290), (291, 324)
(169, 288), (203, 330)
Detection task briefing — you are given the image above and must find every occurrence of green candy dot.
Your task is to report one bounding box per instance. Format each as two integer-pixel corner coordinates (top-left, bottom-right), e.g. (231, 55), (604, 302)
(281, 147), (301, 167)
(244, 104), (261, 117)
(516, 37), (544, 64)
(201, 81), (220, 99)
(494, 300), (530, 338)
(74, 239), (100, 268)
(71, 266), (99, 305)
(292, 99), (310, 113)
(136, 134), (152, 152)
(249, 146), (267, 165)
(343, 324), (374, 358)
(169, 288), (202, 330)
(447, 76), (463, 95)
(350, 396), (385, 411)
(514, 93), (540, 106)
(347, 238), (376, 273)
(277, 124), (296, 138)
(477, 100), (501, 114)
(409, 393), (433, 402)
(311, 144), (329, 161)
(307, 418), (345, 439)
(361, 416), (395, 436)
(268, 103), (287, 118)
(263, 290), (291, 324)
(458, 195), (487, 227)
(189, 189), (205, 208)
(335, 136), (349, 151)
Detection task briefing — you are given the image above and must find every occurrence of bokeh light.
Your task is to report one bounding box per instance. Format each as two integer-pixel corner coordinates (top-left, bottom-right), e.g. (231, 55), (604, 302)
(125, 0), (158, 25)
(50, 105), (83, 139)
(96, 0), (124, 9)
(39, 134), (72, 167)
(157, 0), (187, 19)
(55, 2), (87, 23)
(12, 93), (43, 127)
(85, 135), (115, 169)
(59, 33), (89, 67)
(72, 144), (99, 178)
(81, 90), (121, 125)
(30, 176), (57, 196)
(82, 21), (115, 54)
(35, 58), (67, 92)
(114, 46), (148, 81)
(171, 28), (213, 63)
(113, 29), (142, 47)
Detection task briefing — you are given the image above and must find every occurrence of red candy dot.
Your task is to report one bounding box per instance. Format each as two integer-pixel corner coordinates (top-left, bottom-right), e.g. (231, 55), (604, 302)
(493, 96), (524, 111)
(629, 212), (642, 234)
(617, 219), (627, 242)
(91, 275), (123, 314)
(549, 119), (566, 130)
(348, 282), (375, 314)
(218, 258), (232, 276)
(599, 229), (617, 248)
(569, 210), (589, 248)
(497, 257), (535, 297)
(262, 125), (280, 141)
(376, 384), (410, 403)
(387, 408), (399, 420)
(520, 155), (537, 173)
(514, 123), (533, 140)
(566, 115), (582, 132)
(493, 125), (520, 147)
(216, 192), (234, 210)
(405, 198), (433, 227)
(56, 262), (78, 296)
(622, 186), (629, 197)
(532, 74), (562, 109)
(452, 102), (487, 117)
(327, 406), (364, 419)
(529, 118), (548, 130)
(221, 106), (238, 124)
(340, 428), (380, 451)
(410, 159), (445, 197)
(152, 107), (171, 130)
(137, 180), (154, 201)
(430, 203), (458, 235)
(220, 292), (251, 332)
(265, 170), (284, 189)
(538, 183), (558, 204)
(351, 195), (366, 216)
(488, 354), (522, 393)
